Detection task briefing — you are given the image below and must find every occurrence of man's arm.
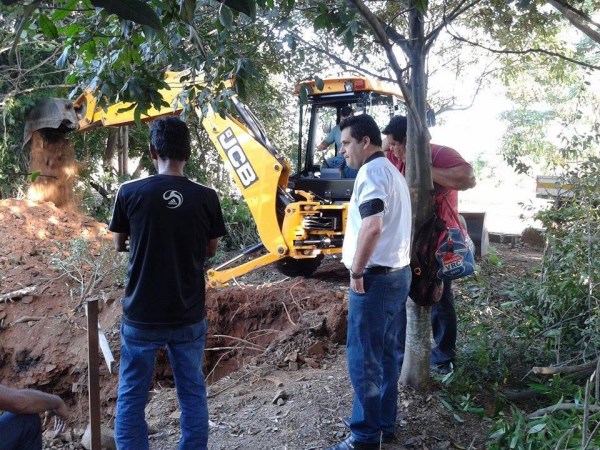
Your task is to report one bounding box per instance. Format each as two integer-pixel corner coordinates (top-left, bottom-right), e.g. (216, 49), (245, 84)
(0, 385), (68, 420)
(316, 138), (332, 152)
(431, 164), (476, 191)
(206, 238), (219, 258)
(112, 232), (129, 252)
(350, 215), (383, 293)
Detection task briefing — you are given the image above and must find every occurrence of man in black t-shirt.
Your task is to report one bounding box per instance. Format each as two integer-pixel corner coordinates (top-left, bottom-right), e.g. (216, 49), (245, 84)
(109, 117), (227, 450)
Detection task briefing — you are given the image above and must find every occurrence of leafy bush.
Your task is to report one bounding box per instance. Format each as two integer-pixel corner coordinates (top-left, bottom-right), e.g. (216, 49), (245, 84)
(219, 197), (259, 252)
(534, 156), (600, 361)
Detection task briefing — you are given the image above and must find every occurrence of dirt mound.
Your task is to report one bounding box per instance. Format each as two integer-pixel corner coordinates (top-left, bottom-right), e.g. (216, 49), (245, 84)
(0, 199), (120, 402)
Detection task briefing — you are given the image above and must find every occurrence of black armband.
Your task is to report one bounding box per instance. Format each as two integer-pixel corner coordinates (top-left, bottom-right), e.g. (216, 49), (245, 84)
(359, 198), (385, 219)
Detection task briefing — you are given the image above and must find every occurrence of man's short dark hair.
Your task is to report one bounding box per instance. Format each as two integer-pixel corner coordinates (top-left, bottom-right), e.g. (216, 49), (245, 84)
(339, 114), (382, 147)
(340, 105), (354, 117)
(149, 117), (191, 161)
(382, 115), (407, 143)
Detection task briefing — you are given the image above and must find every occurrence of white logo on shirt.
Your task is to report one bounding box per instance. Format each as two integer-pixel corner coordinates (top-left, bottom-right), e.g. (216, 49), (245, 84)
(163, 190), (183, 209)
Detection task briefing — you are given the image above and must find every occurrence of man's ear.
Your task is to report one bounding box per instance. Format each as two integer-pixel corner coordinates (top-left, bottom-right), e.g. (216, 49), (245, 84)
(149, 145), (158, 160)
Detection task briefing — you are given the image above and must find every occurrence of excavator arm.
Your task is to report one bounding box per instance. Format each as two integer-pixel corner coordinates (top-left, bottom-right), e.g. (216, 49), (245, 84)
(73, 71), (346, 287)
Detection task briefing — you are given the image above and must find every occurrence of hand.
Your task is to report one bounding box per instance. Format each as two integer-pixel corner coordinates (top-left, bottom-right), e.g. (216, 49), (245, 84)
(350, 276), (365, 294)
(43, 409), (67, 435)
(53, 414), (67, 434)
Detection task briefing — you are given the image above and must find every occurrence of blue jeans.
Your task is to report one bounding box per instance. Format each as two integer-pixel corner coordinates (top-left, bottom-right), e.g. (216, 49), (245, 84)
(431, 281), (456, 365)
(115, 320), (208, 450)
(0, 412), (42, 450)
(398, 280), (456, 367)
(347, 266), (411, 444)
(325, 155), (359, 178)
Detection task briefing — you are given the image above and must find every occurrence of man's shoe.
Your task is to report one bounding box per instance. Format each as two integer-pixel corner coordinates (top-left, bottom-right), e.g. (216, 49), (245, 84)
(324, 436), (380, 450)
(341, 417), (395, 444)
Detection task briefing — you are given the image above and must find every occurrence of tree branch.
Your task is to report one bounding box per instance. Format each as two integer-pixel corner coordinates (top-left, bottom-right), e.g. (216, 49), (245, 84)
(547, 0), (600, 45)
(425, 0), (482, 52)
(527, 402), (600, 419)
(446, 27), (600, 71)
(349, 0), (423, 129)
(289, 32), (397, 83)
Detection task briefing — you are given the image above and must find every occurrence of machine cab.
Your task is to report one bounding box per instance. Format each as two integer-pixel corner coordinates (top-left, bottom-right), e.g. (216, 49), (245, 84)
(289, 77), (406, 203)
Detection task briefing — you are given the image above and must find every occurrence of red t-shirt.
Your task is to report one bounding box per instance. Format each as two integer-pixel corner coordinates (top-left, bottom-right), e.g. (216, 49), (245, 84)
(386, 144), (469, 210)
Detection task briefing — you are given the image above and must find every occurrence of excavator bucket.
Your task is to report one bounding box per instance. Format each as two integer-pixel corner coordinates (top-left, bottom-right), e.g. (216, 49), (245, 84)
(23, 98), (80, 147)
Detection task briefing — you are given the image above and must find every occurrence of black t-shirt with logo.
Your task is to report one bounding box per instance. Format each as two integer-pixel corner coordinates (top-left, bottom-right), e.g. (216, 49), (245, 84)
(109, 174), (227, 329)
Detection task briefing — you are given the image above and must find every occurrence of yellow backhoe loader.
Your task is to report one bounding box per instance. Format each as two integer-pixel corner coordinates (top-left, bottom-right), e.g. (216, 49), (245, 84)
(27, 71), (406, 286)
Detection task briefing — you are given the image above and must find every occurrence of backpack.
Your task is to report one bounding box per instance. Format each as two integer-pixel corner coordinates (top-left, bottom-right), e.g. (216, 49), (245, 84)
(434, 192), (476, 281)
(409, 210), (445, 307)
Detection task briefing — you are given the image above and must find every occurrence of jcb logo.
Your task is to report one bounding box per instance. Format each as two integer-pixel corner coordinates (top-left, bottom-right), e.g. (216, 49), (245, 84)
(218, 128), (258, 188)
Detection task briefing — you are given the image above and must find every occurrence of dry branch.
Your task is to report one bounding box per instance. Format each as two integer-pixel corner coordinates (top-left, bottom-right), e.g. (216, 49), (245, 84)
(0, 286), (36, 302)
(527, 403), (600, 419)
(532, 360), (598, 375)
(12, 316), (44, 325)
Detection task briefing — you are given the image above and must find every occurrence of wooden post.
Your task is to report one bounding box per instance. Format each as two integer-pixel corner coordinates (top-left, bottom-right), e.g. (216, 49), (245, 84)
(86, 299), (101, 450)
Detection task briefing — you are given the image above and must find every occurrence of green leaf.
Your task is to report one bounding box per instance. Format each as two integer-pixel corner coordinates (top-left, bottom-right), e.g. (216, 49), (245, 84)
(51, 0), (78, 20)
(180, 0), (196, 24)
(30, 172), (40, 182)
(344, 29), (354, 50)
(223, 0), (256, 19)
(219, 4), (234, 29)
(313, 13), (330, 31)
(63, 23), (81, 38)
(528, 423), (546, 434)
(91, 0), (163, 31)
(452, 412), (464, 423)
(38, 14), (59, 39)
(314, 76), (324, 91)
(56, 46), (70, 68)
(414, 0), (428, 14)
(298, 85), (311, 105)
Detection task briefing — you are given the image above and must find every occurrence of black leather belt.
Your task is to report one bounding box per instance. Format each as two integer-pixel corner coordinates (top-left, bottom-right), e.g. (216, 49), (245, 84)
(363, 266), (404, 275)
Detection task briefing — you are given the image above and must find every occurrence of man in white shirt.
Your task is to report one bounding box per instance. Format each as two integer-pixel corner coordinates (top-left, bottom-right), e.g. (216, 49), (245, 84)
(324, 114), (412, 450)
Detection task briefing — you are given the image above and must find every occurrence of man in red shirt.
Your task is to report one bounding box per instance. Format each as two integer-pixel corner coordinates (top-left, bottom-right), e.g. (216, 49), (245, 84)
(382, 115), (476, 373)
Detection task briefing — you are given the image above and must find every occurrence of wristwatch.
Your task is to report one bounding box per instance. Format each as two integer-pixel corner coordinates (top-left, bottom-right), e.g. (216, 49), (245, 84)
(350, 268), (363, 279)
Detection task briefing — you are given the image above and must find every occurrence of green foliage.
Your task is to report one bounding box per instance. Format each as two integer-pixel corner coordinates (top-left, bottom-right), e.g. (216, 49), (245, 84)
(219, 196), (259, 252)
(533, 156), (600, 361)
(488, 395), (600, 449)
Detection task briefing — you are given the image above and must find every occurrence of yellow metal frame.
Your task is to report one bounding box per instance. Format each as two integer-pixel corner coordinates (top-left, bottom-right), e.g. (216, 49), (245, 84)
(295, 76), (403, 99)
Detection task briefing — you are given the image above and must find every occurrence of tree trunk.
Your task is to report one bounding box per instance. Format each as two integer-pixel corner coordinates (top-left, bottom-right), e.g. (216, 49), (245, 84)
(104, 128), (118, 170)
(400, 299), (432, 388)
(399, 3), (434, 388)
(117, 126), (129, 176)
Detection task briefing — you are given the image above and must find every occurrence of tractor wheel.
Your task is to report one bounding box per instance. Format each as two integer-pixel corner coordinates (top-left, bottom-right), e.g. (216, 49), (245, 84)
(276, 254), (324, 278)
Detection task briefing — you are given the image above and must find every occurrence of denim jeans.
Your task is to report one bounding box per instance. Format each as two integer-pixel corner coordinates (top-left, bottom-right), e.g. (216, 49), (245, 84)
(346, 266), (411, 444)
(324, 155), (359, 178)
(115, 320), (208, 450)
(431, 280), (456, 365)
(0, 412), (42, 450)
(398, 280), (456, 367)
